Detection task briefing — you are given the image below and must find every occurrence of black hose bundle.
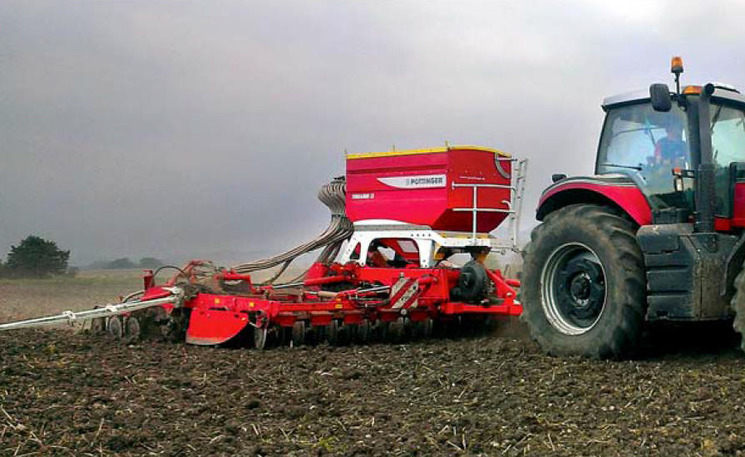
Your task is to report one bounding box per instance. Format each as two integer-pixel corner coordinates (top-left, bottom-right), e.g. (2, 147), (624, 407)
(230, 177), (352, 283)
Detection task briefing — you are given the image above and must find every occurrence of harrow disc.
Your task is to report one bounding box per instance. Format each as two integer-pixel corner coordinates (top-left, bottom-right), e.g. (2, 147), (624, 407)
(412, 319), (433, 340)
(107, 316), (123, 339)
(336, 322), (354, 345)
(355, 320), (371, 344)
(291, 321), (306, 347)
(306, 325), (324, 346)
(162, 309), (188, 342)
(277, 327), (292, 347)
(382, 317), (406, 344)
(253, 327), (268, 350)
(91, 316), (107, 335)
(326, 320), (340, 346)
(139, 307), (167, 340)
(124, 317), (141, 344)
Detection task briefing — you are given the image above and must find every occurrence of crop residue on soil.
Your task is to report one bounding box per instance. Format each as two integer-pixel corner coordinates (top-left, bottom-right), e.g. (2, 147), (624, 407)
(2, 329), (745, 456)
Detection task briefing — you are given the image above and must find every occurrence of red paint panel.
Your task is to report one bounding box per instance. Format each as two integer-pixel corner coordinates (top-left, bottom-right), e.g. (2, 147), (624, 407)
(715, 217), (733, 231)
(185, 308), (249, 346)
(346, 148), (512, 232)
(539, 181), (652, 226)
(732, 183), (745, 228)
(440, 302), (523, 316)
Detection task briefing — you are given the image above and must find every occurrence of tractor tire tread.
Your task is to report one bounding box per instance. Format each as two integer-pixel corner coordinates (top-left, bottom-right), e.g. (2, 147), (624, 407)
(521, 204), (646, 359)
(731, 265), (745, 352)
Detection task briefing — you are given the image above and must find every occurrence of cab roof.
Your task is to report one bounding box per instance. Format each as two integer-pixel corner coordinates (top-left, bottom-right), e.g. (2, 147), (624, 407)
(602, 85), (745, 111)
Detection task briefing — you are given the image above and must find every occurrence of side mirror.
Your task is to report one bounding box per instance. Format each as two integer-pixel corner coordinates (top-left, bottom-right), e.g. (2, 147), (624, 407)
(672, 168), (695, 193)
(674, 175), (684, 192)
(650, 83), (672, 112)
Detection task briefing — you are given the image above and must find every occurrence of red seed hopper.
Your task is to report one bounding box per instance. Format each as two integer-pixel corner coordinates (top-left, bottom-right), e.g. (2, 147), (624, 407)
(346, 146), (514, 232)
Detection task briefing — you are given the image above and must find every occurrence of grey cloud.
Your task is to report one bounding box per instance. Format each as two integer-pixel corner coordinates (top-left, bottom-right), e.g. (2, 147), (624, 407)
(2, 0), (745, 265)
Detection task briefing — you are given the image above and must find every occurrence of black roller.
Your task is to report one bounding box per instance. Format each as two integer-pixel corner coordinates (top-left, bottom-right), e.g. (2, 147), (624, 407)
(451, 261), (489, 303)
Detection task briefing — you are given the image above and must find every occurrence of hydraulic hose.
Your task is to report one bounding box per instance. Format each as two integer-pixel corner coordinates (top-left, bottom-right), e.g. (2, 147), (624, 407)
(231, 177), (353, 282)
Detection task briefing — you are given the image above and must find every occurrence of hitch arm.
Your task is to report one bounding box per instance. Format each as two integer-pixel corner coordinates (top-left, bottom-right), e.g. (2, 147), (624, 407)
(0, 287), (184, 332)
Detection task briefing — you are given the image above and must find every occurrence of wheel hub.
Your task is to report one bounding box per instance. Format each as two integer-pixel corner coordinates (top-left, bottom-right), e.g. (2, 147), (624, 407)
(570, 273), (591, 301)
(541, 243), (607, 335)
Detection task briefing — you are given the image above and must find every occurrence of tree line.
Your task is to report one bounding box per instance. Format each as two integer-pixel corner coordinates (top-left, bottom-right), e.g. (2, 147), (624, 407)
(0, 235), (163, 278)
(87, 257), (164, 270)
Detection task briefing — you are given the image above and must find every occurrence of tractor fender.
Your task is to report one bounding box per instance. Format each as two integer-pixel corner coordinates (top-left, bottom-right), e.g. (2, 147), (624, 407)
(537, 175), (652, 226)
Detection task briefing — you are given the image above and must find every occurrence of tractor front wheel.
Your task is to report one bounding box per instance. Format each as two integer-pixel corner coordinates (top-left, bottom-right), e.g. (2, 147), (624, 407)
(521, 204), (646, 359)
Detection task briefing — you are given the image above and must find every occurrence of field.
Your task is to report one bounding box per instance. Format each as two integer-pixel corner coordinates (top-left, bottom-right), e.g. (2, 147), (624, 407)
(0, 270), (144, 323)
(2, 273), (745, 456)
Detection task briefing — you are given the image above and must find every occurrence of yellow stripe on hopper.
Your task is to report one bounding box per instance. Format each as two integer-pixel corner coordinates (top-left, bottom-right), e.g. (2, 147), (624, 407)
(346, 145), (511, 160)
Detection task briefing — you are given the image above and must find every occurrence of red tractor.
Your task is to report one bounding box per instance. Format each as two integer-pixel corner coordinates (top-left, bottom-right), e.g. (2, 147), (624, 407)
(522, 57), (745, 358)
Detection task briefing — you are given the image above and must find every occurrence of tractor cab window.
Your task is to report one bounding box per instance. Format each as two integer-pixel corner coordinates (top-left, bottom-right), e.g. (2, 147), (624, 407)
(597, 103), (693, 210)
(710, 103), (745, 216)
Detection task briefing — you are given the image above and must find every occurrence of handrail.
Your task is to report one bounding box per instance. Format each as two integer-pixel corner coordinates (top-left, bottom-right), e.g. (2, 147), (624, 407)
(450, 158), (529, 251)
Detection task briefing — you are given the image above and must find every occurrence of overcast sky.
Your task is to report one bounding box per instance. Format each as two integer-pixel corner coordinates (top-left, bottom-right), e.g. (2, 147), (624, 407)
(2, 0), (745, 266)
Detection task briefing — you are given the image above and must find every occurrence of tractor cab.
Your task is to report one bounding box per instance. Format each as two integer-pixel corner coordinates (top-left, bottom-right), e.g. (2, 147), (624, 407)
(596, 97), (694, 213)
(596, 78), (745, 229)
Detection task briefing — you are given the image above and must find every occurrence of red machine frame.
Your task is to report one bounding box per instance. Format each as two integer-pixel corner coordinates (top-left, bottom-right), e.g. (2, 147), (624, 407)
(142, 259), (521, 346)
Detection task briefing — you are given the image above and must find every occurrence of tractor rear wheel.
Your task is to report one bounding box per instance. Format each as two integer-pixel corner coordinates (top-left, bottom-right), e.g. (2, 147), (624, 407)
(731, 263), (745, 351)
(521, 204), (646, 359)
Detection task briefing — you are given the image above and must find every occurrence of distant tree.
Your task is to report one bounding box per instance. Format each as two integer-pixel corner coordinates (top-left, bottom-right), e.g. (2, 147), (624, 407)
(5, 235), (70, 278)
(106, 257), (136, 269)
(138, 257), (163, 269)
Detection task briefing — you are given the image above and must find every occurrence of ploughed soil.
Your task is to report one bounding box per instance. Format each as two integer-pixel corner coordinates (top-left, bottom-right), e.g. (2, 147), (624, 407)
(2, 323), (745, 457)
